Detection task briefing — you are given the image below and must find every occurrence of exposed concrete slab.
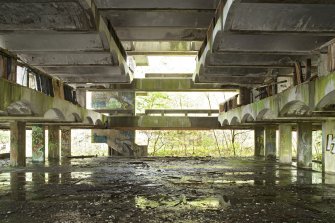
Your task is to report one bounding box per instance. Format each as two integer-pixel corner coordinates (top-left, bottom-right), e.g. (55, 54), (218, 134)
(62, 75), (131, 84)
(201, 67), (271, 77)
(229, 3), (335, 33)
(123, 41), (201, 55)
(0, 32), (109, 52)
(103, 10), (214, 28)
(142, 109), (219, 116)
(115, 27), (207, 41)
(85, 0), (133, 81)
(206, 53), (317, 68)
(217, 34), (333, 54)
(196, 75), (266, 86)
(95, 0), (219, 9)
(38, 66), (126, 76)
(195, 0), (335, 86)
(0, 1), (94, 31)
(20, 52), (115, 66)
(109, 116), (222, 130)
(83, 78), (237, 92)
(145, 73), (193, 79)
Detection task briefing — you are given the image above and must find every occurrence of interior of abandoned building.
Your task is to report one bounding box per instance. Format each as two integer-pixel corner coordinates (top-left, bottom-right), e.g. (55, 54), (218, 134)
(1, 0), (335, 222)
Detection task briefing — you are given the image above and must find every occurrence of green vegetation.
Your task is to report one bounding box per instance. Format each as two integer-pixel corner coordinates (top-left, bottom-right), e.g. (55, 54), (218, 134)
(313, 131), (322, 161)
(71, 130), (108, 156)
(0, 130), (10, 154)
(141, 130), (253, 157)
(136, 92), (254, 157)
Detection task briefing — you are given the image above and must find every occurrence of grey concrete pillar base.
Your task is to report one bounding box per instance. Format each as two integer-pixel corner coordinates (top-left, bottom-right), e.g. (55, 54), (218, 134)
(48, 126), (60, 160)
(61, 128), (71, 158)
(254, 127), (265, 157)
(265, 126), (277, 160)
(297, 123), (313, 169)
(279, 124), (292, 164)
(10, 121), (26, 167)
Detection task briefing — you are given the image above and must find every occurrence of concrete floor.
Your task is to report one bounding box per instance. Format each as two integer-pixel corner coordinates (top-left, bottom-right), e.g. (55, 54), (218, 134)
(0, 157), (335, 222)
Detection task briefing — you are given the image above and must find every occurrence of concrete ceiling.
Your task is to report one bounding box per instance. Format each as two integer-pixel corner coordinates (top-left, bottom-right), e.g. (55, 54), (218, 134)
(0, 0), (335, 89)
(0, 0), (132, 85)
(195, 0), (335, 87)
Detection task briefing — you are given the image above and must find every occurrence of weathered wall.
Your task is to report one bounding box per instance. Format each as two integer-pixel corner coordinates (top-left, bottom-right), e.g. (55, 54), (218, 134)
(219, 72), (335, 125)
(0, 78), (105, 124)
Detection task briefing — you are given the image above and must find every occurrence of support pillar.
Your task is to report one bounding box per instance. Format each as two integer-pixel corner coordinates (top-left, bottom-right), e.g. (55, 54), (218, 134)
(254, 127), (264, 157)
(10, 121), (26, 167)
(61, 128), (71, 158)
(279, 124), (292, 164)
(76, 89), (86, 108)
(239, 87), (252, 105)
(322, 121), (335, 173)
(265, 126), (277, 160)
(32, 125), (45, 162)
(48, 126), (60, 160)
(297, 123), (313, 169)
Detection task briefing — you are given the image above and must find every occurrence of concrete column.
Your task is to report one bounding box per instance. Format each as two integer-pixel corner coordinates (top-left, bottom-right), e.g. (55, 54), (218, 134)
(48, 126), (60, 160)
(279, 124), (292, 164)
(76, 89), (86, 108)
(61, 128), (71, 158)
(322, 121), (335, 173)
(32, 125), (45, 162)
(10, 121), (26, 167)
(254, 127), (264, 157)
(239, 87), (252, 105)
(297, 123), (313, 169)
(265, 126), (277, 160)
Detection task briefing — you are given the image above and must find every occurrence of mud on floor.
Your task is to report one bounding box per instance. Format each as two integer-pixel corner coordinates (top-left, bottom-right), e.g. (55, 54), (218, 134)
(0, 157), (335, 222)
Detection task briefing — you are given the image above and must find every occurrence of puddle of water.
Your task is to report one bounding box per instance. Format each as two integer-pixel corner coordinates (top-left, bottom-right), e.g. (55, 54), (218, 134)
(70, 172), (93, 185)
(167, 176), (256, 186)
(141, 183), (163, 187)
(135, 195), (229, 210)
(0, 173), (10, 186)
(224, 172), (254, 176)
(211, 180), (255, 185)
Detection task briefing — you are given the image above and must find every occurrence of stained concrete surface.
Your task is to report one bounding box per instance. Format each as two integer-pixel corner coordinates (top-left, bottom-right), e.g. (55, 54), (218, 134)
(0, 157), (335, 222)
